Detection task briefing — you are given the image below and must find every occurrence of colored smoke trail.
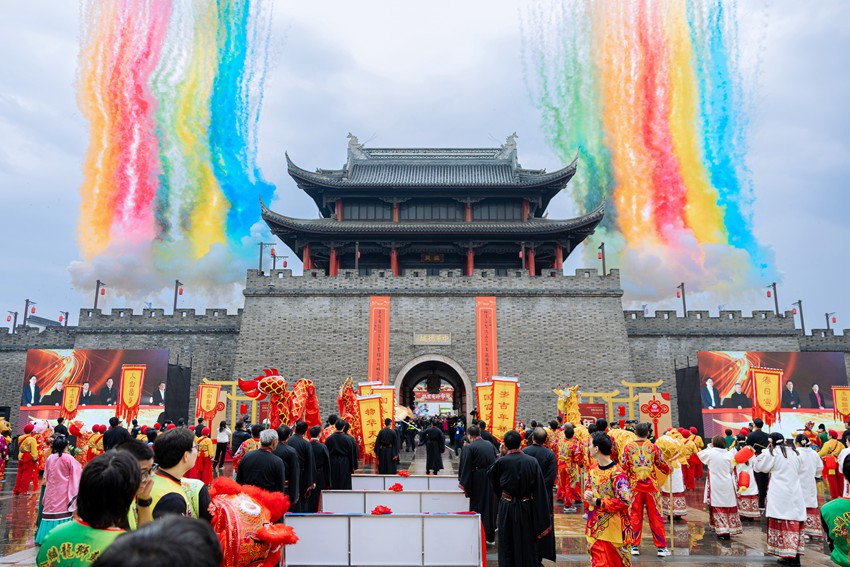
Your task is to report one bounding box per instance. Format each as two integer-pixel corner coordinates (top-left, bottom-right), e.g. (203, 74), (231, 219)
(71, 1), (275, 298)
(522, 1), (776, 299)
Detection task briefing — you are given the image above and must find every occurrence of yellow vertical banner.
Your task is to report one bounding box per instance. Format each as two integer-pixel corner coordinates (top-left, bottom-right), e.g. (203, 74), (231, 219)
(368, 296), (391, 384)
(833, 387), (850, 423)
(371, 385), (396, 429)
(475, 297), (499, 382)
(117, 364), (146, 423)
(357, 394), (383, 456)
(490, 376), (519, 441)
(196, 384), (223, 424)
(358, 381), (381, 396)
(60, 385), (82, 421)
(751, 367), (782, 426)
(476, 382), (494, 427)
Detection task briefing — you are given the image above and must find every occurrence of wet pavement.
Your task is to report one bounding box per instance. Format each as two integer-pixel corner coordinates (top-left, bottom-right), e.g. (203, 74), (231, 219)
(0, 454), (838, 566)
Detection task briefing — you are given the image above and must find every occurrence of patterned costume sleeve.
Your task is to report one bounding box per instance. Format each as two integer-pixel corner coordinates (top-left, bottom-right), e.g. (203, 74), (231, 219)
(654, 444), (671, 475)
(598, 471), (631, 514)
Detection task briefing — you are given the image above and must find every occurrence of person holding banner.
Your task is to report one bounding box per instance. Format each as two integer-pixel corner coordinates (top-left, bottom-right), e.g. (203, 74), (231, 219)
(754, 432), (806, 565)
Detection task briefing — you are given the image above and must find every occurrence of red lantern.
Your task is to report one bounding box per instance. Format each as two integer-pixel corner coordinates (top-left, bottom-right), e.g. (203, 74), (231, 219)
(766, 290), (772, 298)
(676, 290), (681, 298)
(518, 250), (523, 259)
(178, 287), (183, 296)
(617, 405), (626, 417)
(270, 248), (276, 256)
(793, 307), (797, 315)
(283, 260), (287, 268)
(597, 252), (602, 259)
(100, 287), (106, 295)
(30, 306), (35, 314)
(5, 315), (9, 322)
(239, 403), (248, 415)
(58, 315), (64, 322)
(833, 316), (838, 324)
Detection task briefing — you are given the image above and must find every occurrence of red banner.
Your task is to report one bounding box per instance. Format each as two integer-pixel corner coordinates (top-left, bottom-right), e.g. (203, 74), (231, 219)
(475, 297), (498, 383)
(368, 297), (391, 384)
(751, 366), (783, 427)
(196, 384), (223, 425)
(60, 385), (82, 421)
(117, 364), (146, 423)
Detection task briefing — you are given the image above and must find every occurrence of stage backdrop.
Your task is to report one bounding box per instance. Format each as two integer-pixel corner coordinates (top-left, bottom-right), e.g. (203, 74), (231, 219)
(19, 349), (169, 432)
(697, 351), (849, 437)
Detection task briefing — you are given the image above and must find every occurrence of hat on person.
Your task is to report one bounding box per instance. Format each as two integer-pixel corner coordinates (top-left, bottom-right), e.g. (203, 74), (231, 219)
(109, 417), (122, 428)
(739, 428), (750, 436)
(829, 429), (839, 438)
(681, 429), (691, 438)
(153, 422), (161, 430)
(689, 427), (698, 434)
(23, 423), (34, 433)
(166, 423), (176, 430)
(140, 426), (148, 434)
(202, 427), (211, 436)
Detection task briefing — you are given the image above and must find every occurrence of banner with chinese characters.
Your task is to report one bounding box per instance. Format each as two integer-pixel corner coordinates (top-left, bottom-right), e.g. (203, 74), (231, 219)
(638, 393), (672, 439)
(475, 297), (498, 383)
(196, 383), (223, 425)
(490, 376), (519, 441)
(60, 385), (83, 421)
(476, 382), (493, 426)
(371, 385), (396, 429)
(357, 394), (383, 455)
(751, 366), (783, 426)
(117, 364), (146, 423)
(834, 387), (850, 423)
(358, 381), (381, 396)
(368, 297), (391, 384)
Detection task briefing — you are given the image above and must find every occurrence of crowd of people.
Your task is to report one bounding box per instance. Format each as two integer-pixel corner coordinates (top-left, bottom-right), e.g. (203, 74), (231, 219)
(10, 409), (850, 567)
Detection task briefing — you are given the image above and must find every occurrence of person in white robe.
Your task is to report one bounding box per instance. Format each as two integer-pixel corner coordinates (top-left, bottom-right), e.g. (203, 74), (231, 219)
(660, 465), (687, 519)
(794, 434), (824, 540)
(698, 435), (742, 539)
(754, 432), (806, 565)
(732, 434), (759, 520)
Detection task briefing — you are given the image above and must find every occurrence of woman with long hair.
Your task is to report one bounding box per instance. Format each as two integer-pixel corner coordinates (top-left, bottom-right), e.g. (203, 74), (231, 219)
(754, 432), (806, 565)
(698, 435), (742, 540)
(794, 434), (824, 541)
(35, 436), (82, 545)
(214, 420), (231, 472)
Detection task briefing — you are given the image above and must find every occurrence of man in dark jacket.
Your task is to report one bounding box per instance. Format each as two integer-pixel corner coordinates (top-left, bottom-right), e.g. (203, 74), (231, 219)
(103, 417), (132, 451)
(231, 421), (251, 455)
(478, 421), (501, 452)
(458, 424), (498, 542)
(287, 421), (316, 512)
(307, 425), (330, 512)
(325, 420), (357, 490)
(375, 418), (400, 474)
(236, 429), (286, 519)
(273, 426), (300, 507)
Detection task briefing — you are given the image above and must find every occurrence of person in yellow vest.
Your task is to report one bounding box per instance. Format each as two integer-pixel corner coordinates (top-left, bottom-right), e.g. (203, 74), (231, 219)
(87, 424), (105, 463)
(149, 427), (212, 522)
(186, 428), (215, 486)
(14, 423), (40, 494)
(688, 427), (705, 480)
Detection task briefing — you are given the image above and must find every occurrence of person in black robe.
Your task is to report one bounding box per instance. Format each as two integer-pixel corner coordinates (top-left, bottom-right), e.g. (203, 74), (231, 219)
(522, 427), (557, 562)
(478, 421), (501, 452)
(307, 425), (330, 512)
(273, 426), (300, 507)
(342, 420), (360, 473)
(376, 418), (400, 474)
(288, 421), (316, 512)
(458, 424), (498, 542)
(325, 421), (356, 490)
(420, 419), (445, 475)
(236, 429), (286, 505)
(488, 430), (553, 567)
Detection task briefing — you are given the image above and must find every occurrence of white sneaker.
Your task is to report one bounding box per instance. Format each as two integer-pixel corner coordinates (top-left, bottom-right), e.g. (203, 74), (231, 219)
(631, 546), (640, 556)
(657, 547), (672, 557)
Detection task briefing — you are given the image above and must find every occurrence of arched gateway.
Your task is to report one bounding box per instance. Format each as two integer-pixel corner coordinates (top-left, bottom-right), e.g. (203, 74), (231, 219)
(394, 355), (474, 419)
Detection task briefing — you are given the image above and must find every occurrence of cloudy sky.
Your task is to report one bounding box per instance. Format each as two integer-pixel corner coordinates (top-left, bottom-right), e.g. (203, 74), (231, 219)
(0, 1), (847, 334)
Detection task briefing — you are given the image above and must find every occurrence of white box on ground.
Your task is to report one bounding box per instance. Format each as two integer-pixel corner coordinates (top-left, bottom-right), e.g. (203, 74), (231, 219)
(365, 491), (421, 513)
(350, 515), (423, 566)
(321, 491), (366, 514)
(284, 515), (349, 566)
(420, 491), (468, 513)
(423, 515), (481, 566)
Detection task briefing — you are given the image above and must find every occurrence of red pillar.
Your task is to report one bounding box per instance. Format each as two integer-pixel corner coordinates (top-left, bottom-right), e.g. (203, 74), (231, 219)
(329, 247), (338, 276)
(465, 203), (472, 222)
(303, 244), (313, 270)
(527, 248), (536, 276)
(466, 248), (474, 276)
(390, 248), (399, 276)
(335, 200), (343, 221)
(554, 244), (563, 270)
(392, 202), (400, 222)
(522, 199), (530, 222)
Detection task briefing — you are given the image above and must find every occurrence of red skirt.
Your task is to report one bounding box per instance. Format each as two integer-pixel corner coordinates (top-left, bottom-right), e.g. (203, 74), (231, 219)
(736, 494), (759, 518)
(661, 491), (687, 518)
(804, 507), (823, 538)
(766, 518), (805, 559)
(710, 506), (743, 535)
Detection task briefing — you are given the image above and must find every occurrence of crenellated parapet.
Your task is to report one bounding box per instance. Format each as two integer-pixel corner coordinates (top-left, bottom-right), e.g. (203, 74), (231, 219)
(76, 308), (242, 334)
(243, 268), (624, 298)
(799, 329), (850, 351)
(624, 309), (799, 337)
(0, 326), (77, 351)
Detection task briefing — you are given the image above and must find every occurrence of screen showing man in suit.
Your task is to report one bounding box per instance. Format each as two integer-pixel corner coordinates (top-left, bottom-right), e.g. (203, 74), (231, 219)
(701, 378), (721, 409)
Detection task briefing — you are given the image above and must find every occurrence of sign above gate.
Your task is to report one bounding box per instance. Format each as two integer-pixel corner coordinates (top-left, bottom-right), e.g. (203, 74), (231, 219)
(413, 333), (451, 345)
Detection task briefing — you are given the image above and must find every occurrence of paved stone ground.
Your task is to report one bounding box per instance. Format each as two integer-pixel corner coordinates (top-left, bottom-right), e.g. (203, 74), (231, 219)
(0, 455), (838, 566)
